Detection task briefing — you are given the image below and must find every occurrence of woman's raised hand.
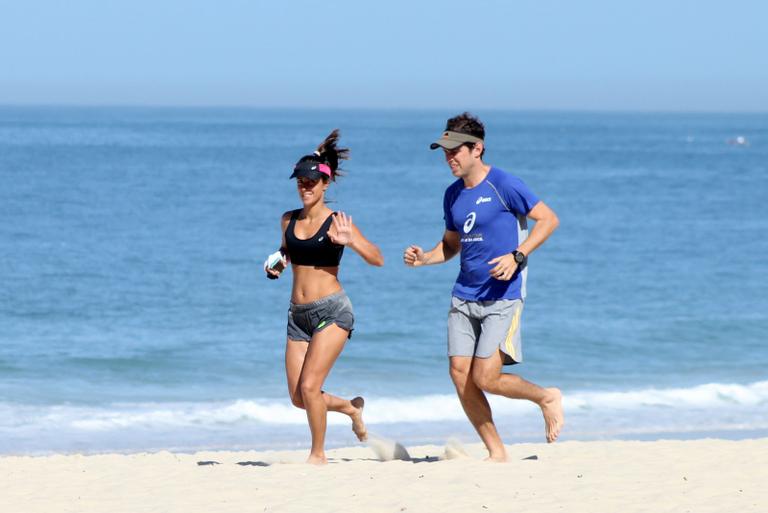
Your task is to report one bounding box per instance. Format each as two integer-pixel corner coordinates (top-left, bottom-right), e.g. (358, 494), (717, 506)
(328, 211), (354, 246)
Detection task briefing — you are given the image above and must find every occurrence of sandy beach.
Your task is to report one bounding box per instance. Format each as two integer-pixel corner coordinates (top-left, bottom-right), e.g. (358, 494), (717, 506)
(2, 438), (766, 512)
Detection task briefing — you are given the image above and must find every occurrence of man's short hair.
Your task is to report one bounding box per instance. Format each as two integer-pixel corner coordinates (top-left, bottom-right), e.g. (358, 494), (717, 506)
(446, 112), (485, 157)
(445, 112), (485, 140)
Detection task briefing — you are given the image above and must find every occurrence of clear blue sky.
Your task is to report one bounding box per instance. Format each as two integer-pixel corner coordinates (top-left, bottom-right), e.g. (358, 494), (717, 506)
(1, 0), (766, 111)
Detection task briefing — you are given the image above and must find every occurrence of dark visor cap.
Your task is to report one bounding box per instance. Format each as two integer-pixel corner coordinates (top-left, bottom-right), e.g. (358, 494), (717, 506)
(289, 160), (332, 180)
(429, 130), (484, 150)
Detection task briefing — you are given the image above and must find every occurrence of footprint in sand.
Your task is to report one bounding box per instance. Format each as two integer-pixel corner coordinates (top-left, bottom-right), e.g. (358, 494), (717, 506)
(366, 435), (411, 461)
(443, 438), (470, 460)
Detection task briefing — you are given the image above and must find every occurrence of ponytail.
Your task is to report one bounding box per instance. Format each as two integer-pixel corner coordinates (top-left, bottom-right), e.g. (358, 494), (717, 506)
(296, 129), (349, 182)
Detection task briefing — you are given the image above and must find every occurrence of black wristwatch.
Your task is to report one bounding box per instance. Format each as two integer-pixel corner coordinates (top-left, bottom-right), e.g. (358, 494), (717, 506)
(511, 250), (527, 267)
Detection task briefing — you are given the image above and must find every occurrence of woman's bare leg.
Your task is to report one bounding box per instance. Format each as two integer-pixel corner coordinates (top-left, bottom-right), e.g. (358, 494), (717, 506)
(285, 329), (366, 464)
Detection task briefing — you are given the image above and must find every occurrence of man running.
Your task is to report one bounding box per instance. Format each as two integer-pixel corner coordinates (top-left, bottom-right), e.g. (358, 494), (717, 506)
(403, 112), (564, 461)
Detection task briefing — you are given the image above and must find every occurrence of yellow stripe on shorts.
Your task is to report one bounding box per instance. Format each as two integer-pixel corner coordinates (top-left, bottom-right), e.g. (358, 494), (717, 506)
(504, 306), (521, 360)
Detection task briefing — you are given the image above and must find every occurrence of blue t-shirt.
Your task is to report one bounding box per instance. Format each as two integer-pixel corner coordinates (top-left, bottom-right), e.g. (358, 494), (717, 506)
(443, 167), (540, 301)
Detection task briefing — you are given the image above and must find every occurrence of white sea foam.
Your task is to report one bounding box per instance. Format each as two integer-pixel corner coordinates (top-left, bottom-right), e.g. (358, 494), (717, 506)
(1, 380), (766, 435)
(565, 381), (768, 410)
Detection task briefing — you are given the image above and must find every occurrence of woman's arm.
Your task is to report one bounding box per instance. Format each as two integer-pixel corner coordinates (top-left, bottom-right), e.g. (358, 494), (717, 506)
(328, 212), (384, 267)
(265, 211), (292, 279)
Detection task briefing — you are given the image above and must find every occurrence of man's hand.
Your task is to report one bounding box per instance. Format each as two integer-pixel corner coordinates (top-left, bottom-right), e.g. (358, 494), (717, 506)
(403, 245), (427, 267)
(488, 253), (519, 281)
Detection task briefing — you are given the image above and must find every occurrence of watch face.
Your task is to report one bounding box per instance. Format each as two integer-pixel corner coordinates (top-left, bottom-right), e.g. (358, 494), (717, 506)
(514, 252), (526, 264)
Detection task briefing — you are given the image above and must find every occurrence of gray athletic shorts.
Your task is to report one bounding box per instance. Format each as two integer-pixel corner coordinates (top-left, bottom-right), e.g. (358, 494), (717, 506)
(287, 291), (354, 342)
(447, 296), (524, 365)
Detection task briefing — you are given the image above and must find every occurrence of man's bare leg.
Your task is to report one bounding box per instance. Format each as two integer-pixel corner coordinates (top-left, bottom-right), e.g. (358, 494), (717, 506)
(449, 356), (508, 461)
(471, 350), (564, 443)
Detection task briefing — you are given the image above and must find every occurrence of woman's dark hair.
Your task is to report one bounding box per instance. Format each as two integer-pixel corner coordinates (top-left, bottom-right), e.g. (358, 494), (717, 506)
(296, 129), (350, 182)
(446, 112), (485, 158)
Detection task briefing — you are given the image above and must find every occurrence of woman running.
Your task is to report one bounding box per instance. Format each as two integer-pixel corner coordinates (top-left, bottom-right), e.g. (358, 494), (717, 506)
(265, 129), (384, 464)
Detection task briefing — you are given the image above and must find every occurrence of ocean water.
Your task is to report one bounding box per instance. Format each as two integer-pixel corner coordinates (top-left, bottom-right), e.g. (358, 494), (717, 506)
(1, 107), (767, 454)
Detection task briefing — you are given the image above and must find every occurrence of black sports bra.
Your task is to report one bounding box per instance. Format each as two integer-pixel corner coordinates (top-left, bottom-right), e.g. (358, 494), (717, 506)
(284, 210), (345, 267)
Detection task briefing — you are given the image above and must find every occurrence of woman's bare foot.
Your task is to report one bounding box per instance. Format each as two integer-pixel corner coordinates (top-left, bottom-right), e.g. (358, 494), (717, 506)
(306, 453), (327, 465)
(540, 387), (564, 443)
(350, 396), (367, 441)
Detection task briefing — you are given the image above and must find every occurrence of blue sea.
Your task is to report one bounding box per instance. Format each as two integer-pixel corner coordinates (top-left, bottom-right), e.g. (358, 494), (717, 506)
(1, 107), (767, 455)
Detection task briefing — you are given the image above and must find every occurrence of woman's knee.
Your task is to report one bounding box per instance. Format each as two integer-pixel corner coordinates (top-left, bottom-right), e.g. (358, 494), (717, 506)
(289, 391), (305, 409)
(299, 380), (322, 400)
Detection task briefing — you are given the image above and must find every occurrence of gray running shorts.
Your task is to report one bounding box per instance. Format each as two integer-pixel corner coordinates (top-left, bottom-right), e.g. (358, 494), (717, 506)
(447, 296), (524, 365)
(287, 291), (354, 342)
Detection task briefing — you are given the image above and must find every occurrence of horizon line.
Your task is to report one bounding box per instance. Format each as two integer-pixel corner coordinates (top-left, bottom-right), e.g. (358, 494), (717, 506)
(1, 103), (767, 115)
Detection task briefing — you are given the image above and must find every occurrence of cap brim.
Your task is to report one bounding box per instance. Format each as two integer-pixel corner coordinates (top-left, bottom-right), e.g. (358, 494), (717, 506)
(430, 140), (463, 150)
(289, 169), (326, 180)
(429, 130), (483, 150)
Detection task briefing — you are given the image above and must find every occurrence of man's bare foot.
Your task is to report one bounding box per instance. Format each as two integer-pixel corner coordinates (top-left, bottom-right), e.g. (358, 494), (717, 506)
(540, 387), (564, 443)
(306, 453), (327, 465)
(350, 396), (367, 441)
(482, 440), (508, 462)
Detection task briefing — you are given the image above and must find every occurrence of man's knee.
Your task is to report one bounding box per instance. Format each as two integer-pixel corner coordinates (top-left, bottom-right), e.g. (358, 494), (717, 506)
(471, 365), (498, 392)
(449, 360), (474, 398)
(449, 362), (470, 385)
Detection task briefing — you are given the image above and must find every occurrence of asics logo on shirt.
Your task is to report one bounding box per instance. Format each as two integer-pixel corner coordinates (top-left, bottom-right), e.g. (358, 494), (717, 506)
(476, 196), (492, 205)
(463, 212), (477, 233)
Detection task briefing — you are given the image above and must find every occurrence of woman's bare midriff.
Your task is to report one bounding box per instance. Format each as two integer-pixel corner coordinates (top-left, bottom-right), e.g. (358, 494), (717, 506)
(291, 265), (342, 304)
